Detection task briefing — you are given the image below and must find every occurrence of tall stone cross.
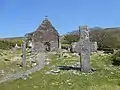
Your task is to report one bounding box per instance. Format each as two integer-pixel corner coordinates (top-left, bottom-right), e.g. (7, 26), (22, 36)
(79, 26), (91, 72)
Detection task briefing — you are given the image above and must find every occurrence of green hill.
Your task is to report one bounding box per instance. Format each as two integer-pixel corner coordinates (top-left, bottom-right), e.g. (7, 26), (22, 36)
(61, 27), (120, 49)
(0, 37), (23, 50)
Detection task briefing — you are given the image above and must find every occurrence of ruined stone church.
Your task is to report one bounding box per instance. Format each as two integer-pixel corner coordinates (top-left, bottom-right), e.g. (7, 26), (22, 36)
(27, 17), (59, 52)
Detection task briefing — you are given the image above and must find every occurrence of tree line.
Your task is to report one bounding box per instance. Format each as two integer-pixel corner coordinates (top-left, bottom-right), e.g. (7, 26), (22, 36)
(0, 39), (23, 50)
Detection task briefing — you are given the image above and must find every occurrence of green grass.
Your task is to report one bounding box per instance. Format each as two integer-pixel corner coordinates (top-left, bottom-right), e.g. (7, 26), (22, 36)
(0, 53), (120, 90)
(0, 49), (31, 78)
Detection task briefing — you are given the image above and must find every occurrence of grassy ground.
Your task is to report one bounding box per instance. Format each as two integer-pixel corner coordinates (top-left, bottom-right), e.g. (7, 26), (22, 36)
(0, 53), (120, 90)
(0, 49), (31, 79)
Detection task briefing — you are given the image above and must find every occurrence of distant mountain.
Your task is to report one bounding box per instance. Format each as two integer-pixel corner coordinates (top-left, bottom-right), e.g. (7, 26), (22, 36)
(0, 37), (23, 50)
(0, 37), (24, 41)
(67, 27), (104, 35)
(68, 27), (120, 34)
(90, 27), (120, 49)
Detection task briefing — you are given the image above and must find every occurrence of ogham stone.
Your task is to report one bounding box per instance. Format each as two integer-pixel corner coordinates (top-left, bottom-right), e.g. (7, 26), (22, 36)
(72, 42), (81, 53)
(22, 39), (27, 67)
(90, 42), (97, 52)
(37, 52), (45, 68)
(80, 26), (91, 72)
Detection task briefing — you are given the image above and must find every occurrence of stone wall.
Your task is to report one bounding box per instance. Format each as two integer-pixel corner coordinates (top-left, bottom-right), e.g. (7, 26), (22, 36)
(27, 18), (59, 52)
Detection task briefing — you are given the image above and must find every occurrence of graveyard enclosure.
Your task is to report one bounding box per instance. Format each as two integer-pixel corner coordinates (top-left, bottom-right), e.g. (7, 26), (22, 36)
(27, 18), (59, 52)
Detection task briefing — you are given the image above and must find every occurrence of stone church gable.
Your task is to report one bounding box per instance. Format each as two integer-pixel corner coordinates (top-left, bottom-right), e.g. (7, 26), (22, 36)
(27, 18), (59, 52)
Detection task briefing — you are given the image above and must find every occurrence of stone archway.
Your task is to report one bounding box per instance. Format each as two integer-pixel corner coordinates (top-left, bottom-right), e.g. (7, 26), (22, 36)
(44, 42), (51, 52)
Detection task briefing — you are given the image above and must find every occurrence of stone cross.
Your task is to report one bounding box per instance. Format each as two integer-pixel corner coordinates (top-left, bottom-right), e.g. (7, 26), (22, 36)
(79, 26), (91, 72)
(71, 41), (97, 53)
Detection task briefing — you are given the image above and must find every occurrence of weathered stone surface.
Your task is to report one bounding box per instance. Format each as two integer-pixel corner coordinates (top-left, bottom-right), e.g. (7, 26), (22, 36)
(90, 42), (97, 52)
(51, 70), (60, 73)
(71, 42), (81, 53)
(80, 26), (91, 72)
(22, 40), (26, 67)
(71, 41), (97, 53)
(27, 18), (59, 52)
(37, 52), (45, 68)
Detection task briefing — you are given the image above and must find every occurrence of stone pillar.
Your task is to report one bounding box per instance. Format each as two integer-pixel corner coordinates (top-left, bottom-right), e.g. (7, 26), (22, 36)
(90, 42), (98, 52)
(59, 38), (61, 50)
(80, 26), (91, 72)
(94, 42), (98, 52)
(22, 40), (26, 67)
(37, 52), (45, 68)
(36, 43), (45, 68)
(58, 38), (62, 60)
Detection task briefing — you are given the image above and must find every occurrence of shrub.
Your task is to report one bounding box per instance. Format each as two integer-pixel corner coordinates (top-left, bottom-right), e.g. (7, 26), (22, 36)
(111, 50), (120, 65)
(0, 40), (22, 50)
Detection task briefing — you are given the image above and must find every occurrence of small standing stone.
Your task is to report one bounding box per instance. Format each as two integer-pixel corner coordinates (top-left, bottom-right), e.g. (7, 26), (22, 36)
(90, 42), (97, 52)
(37, 52), (45, 68)
(22, 40), (26, 67)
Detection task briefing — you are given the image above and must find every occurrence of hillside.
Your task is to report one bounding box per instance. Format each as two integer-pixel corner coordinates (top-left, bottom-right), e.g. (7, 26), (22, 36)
(0, 37), (23, 50)
(62, 27), (120, 49)
(90, 28), (120, 49)
(0, 37), (23, 41)
(68, 27), (120, 35)
(1, 27), (120, 50)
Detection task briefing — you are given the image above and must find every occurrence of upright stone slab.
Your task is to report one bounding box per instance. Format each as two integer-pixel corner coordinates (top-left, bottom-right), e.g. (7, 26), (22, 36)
(71, 42), (81, 53)
(56, 38), (62, 60)
(94, 42), (97, 51)
(37, 52), (45, 68)
(35, 43), (46, 68)
(22, 40), (26, 67)
(80, 26), (91, 72)
(90, 42), (98, 52)
(22, 34), (29, 67)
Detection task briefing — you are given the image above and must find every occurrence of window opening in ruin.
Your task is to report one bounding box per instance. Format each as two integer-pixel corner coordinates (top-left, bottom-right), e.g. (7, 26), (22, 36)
(44, 42), (51, 52)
